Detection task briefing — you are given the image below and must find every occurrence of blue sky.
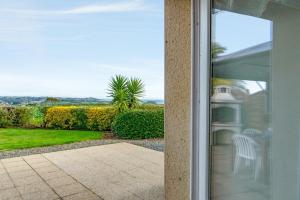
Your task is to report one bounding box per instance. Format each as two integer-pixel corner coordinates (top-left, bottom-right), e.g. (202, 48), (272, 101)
(0, 1), (272, 99)
(0, 0), (164, 99)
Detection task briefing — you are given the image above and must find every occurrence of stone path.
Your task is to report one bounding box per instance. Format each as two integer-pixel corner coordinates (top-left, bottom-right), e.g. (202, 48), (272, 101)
(0, 143), (164, 200)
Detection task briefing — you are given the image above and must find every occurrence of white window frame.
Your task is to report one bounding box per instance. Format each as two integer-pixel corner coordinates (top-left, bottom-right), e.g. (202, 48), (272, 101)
(191, 0), (211, 200)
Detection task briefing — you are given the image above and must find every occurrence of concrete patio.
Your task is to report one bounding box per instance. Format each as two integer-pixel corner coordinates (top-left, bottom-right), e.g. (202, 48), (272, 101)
(0, 143), (164, 200)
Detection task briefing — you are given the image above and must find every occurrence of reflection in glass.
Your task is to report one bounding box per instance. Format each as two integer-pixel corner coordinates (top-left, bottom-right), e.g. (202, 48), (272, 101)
(211, 1), (300, 200)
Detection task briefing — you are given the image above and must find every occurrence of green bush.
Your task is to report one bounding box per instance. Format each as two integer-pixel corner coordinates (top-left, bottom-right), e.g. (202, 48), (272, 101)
(40, 106), (50, 116)
(137, 104), (164, 111)
(29, 106), (45, 128)
(71, 108), (88, 130)
(87, 107), (117, 131)
(0, 108), (9, 127)
(5, 107), (32, 127)
(112, 110), (164, 139)
(0, 106), (46, 128)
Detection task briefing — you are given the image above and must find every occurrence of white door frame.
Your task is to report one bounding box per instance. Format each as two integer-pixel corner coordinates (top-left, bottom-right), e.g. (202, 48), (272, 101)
(191, 0), (211, 200)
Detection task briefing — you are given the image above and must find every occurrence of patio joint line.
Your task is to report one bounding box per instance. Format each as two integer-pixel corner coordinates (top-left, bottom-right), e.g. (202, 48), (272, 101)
(0, 159), (25, 200)
(72, 145), (155, 200)
(104, 143), (162, 165)
(41, 154), (105, 200)
(22, 158), (63, 200)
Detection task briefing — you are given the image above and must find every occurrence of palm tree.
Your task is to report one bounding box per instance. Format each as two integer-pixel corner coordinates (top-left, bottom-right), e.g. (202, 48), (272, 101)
(127, 78), (145, 109)
(107, 75), (145, 111)
(107, 75), (128, 112)
(212, 42), (226, 58)
(211, 42), (246, 90)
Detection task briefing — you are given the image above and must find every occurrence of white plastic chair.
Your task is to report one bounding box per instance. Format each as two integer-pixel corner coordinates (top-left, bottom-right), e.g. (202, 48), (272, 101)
(242, 128), (262, 136)
(232, 134), (262, 180)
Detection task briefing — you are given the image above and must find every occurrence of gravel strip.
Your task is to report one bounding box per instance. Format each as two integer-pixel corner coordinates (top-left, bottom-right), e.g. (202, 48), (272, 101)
(129, 140), (165, 152)
(0, 139), (164, 159)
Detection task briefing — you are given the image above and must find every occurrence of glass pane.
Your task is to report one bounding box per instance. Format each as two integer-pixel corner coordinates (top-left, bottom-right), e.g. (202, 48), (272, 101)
(211, 1), (300, 200)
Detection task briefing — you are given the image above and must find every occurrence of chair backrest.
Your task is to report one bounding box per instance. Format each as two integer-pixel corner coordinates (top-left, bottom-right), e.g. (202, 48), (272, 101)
(242, 128), (262, 136)
(232, 134), (258, 160)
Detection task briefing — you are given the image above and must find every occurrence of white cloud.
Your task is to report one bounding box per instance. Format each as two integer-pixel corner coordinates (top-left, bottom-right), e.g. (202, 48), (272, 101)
(61, 0), (150, 14)
(0, 0), (153, 16)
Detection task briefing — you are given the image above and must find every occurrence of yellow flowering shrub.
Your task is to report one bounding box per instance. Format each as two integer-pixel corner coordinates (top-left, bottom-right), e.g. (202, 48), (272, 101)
(87, 107), (117, 131)
(45, 106), (116, 131)
(45, 106), (77, 129)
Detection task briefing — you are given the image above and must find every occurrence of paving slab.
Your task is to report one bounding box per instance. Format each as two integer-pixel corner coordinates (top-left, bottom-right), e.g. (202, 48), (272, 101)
(0, 143), (164, 200)
(44, 143), (164, 200)
(0, 187), (21, 200)
(62, 191), (102, 200)
(53, 183), (87, 197)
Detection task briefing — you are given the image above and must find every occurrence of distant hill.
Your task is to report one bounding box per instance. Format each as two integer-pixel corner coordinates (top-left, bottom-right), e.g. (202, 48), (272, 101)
(0, 96), (164, 106)
(0, 96), (109, 106)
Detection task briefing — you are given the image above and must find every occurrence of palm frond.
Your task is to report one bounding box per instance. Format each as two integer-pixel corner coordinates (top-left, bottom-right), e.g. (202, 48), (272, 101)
(212, 42), (226, 58)
(127, 78), (145, 109)
(107, 75), (129, 112)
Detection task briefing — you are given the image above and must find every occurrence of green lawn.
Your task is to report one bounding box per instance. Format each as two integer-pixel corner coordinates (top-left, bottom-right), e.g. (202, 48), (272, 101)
(0, 128), (103, 151)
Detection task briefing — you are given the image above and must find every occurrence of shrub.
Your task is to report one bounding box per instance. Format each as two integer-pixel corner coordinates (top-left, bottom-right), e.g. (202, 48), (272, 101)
(40, 106), (51, 116)
(45, 106), (116, 131)
(87, 107), (117, 131)
(45, 107), (75, 129)
(112, 110), (164, 139)
(137, 104), (164, 111)
(3, 107), (14, 126)
(0, 108), (9, 127)
(29, 106), (45, 128)
(71, 108), (88, 130)
(7, 107), (32, 127)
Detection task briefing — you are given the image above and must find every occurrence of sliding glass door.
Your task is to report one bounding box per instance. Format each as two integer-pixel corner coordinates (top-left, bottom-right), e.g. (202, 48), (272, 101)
(209, 1), (300, 200)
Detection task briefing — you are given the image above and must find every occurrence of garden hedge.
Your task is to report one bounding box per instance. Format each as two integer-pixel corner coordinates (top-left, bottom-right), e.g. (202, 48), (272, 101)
(87, 107), (117, 131)
(45, 106), (117, 131)
(0, 105), (164, 137)
(0, 107), (33, 127)
(112, 109), (164, 139)
(12, 107), (32, 127)
(45, 107), (74, 129)
(0, 108), (9, 127)
(29, 106), (45, 128)
(137, 104), (164, 111)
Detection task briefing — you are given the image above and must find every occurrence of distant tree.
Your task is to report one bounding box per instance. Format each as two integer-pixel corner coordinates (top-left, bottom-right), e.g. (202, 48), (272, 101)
(46, 97), (59, 102)
(145, 101), (157, 105)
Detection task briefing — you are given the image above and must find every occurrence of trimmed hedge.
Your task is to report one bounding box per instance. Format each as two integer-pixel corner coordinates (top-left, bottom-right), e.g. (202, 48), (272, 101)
(45, 106), (89, 130)
(71, 108), (88, 130)
(137, 104), (164, 111)
(45, 107), (75, 129)
(45, 106), (117, 131)
(0, 108), (9, 127)
(0, 105), (165, 138)
(0, 107), (32, 127)
(112, 110), (164, 139)
(29, 106), (45, 128)
(12, 107), (32, 127)
(87, 107), (117, 131)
